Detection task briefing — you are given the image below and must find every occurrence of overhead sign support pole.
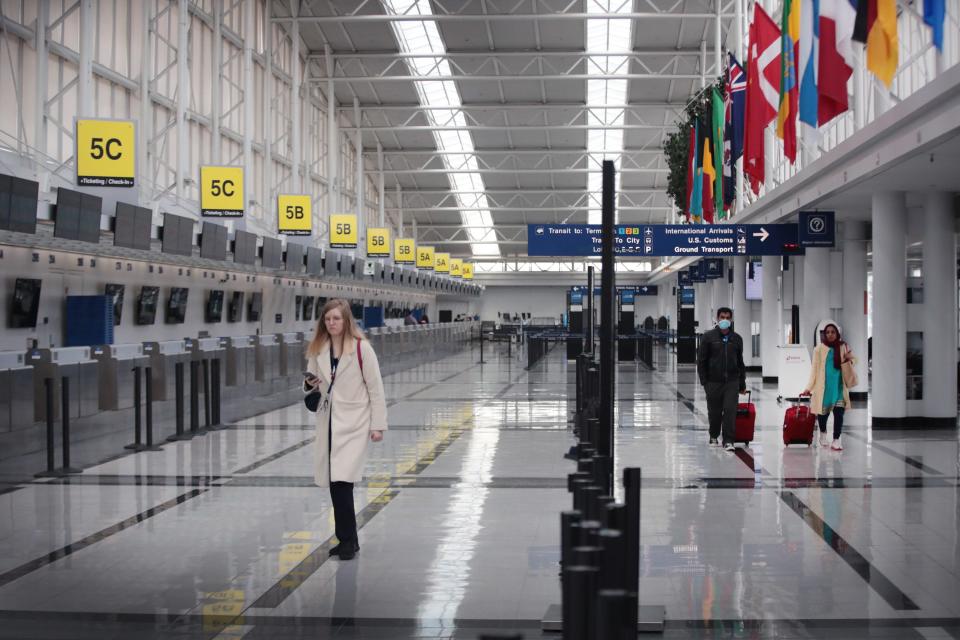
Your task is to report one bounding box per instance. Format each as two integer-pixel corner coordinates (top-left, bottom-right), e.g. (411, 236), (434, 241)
(586, 265), (595, 354)
(598, 160), (615, 496)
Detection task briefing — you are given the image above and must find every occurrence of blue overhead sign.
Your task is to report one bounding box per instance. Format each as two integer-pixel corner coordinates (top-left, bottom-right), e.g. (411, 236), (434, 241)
(570, 285), (659, 296)
(527, 224), (801, 257)
(798, 211), (835, 247)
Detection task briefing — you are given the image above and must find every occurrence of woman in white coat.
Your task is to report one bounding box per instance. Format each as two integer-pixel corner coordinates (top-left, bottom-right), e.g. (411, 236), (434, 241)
(304, 298), (387, 560)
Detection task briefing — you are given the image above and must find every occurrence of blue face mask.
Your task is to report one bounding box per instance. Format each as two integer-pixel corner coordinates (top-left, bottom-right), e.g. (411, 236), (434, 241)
(717, 319), (732, 330)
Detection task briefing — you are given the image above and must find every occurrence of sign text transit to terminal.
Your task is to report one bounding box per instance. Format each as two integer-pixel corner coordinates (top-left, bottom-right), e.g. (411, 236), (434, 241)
(526, 223), (802, 257)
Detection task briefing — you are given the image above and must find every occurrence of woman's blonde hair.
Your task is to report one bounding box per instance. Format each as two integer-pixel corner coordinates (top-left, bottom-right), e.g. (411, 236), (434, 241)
(306, 298), (366, 358)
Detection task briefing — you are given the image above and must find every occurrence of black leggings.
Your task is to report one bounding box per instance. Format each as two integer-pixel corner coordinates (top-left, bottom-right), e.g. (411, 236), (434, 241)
(817, 407), (845, 440)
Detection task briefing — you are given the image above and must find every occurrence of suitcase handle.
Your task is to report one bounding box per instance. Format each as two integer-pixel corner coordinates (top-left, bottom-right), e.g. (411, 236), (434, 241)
(738, 390), (751, 403)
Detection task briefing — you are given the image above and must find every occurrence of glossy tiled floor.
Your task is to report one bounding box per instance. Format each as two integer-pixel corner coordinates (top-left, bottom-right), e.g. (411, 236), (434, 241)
(1, 341), (959, 639)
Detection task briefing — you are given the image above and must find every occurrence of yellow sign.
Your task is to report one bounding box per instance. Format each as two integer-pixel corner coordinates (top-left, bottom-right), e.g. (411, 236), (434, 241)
(416, 246), (435, 269)
(366, 227), (391, 257)
(200, 166), (244, 217)
(277, 194), (312, 236)
(462, 263), (474, 279)
(330, 214), (358, 248)
(434, 253), (450, 273)
(449, 258), (463, 277)
(76, 119), (136, 187)
(395, 238), (415, 264)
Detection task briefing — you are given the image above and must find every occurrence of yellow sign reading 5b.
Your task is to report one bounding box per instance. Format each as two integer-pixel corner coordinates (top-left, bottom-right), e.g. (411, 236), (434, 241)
(330, 214), (358, 248)
(76, 119), (136, 187)
(367, 227), (391, 257)
(277, 194), (312, 236)
(200, 166), (244, 217)
(395, 238), (415, 264)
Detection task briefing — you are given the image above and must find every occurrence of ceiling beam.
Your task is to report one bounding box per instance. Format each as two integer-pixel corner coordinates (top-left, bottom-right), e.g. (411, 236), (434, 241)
(273, 13), (736, 24)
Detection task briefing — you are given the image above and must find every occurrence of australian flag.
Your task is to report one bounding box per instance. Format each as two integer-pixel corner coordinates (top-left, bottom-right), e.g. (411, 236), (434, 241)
(723, 53), (746, 212)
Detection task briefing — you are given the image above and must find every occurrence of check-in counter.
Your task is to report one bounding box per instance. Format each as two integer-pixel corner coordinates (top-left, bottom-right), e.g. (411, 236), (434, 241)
(255, 334), (280, 394)
(91, 343), (150, 411)
(27, 346), (98, 422)
(0, 351), (34, 433)
(142, 340), (189, 401)
(277, 332), (305, 380)
(224, 335), (255, 388)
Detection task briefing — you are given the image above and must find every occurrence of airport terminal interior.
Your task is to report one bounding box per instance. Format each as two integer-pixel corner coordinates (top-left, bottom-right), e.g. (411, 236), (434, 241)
(1, 1), (960, 639)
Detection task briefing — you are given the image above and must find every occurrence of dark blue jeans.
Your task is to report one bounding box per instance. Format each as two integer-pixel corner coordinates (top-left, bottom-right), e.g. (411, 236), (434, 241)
(817, 407), (845, 439)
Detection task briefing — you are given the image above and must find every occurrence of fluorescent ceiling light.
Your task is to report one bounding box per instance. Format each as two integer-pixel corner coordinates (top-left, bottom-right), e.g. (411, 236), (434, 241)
(383, 0), (500, 257)
(586, 0), (633, 225)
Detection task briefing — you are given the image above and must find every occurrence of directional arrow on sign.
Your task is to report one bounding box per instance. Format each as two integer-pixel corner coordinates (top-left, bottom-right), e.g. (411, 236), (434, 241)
(752, 227), (770, 242)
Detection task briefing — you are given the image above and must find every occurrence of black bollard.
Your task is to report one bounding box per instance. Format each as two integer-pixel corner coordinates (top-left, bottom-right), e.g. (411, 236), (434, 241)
(590, 455), (611, 495)
(581, 486), (603, 521)
(142, 366), (163, 451)
(577, 457), (593, 477)
(168, 361), (192, 441)
(567, 472), (590, 493)
(125, 367), (145, 451)
(209, 357), (223, 429)
(570, 478), (594, 514)
(560, 510), (582, 572)
(624, 467), (643, 630)
(202, 359), (211, 429)
(596, 529), (627, 591)
(35, 378), (57, 478)
(584, 417), (600, 449)
(189, 360), (205, 436)
(605, 503), (627, 535)
(593, 495), (615, 526)
(595, 589), (632, 640)
(562, 565), (598, 640)
(59, 377), (81, 474)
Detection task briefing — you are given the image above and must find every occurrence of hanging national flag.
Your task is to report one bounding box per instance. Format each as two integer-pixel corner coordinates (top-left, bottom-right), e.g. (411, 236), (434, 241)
(924, 0), (945, 51)
(685, 122), (696, 221)
(856, 0), (898, 86)
(819, 0), (856, 124)
(799, 0), (821, 127)
(778, 0), (801, 162)
(723, 54), (746, 212)
(701, 113), (716, 223)
(711, 88), (725, 218)
(689, 119), (703, 221)
(743, 4), (782, 194)
(853, 0), (872, 43)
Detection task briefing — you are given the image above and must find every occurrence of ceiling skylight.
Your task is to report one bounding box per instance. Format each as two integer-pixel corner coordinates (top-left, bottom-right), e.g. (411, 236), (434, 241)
(586, 1), (633, 225)
(383, 0), (501, 257)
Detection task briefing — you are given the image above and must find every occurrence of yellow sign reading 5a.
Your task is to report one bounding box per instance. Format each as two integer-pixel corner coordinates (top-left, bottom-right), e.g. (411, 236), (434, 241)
(416, 246), (435, 269)
(277, 194), (311, 236)
(76, 119), (136, 187)
(395, 238), (415, 264)
(330, 214), (358, 248)
(462, 263), (474, 279)
(449, 258), (463, 277)
(200, 166), (244, 217)
(367, 227), (391, 257)
(434, 253), (450, 273)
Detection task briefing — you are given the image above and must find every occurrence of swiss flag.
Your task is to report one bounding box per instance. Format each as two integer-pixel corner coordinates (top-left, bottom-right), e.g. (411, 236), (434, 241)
(743, 4), (782, 194)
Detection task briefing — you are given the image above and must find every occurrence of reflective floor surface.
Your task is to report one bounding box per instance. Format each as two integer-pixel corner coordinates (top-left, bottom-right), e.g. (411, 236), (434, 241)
(0, 342), (959, 639)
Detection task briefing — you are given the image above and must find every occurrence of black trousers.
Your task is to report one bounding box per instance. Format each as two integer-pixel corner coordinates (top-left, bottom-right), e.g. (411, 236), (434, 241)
(705, 380), (739, 444)
(817, 407), (845, 440)
(329, 409), (357, 545)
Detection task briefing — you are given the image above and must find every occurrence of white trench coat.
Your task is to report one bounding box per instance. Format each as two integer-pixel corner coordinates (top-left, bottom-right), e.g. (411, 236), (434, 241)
(305, 337), (388, 487)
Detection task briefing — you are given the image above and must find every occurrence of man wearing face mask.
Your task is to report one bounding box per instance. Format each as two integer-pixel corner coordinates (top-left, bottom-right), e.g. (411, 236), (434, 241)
(696, 307), (747, 451)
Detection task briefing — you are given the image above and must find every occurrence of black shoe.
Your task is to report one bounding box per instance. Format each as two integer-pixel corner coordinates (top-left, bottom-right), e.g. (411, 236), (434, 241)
(329, 541), (360, 558)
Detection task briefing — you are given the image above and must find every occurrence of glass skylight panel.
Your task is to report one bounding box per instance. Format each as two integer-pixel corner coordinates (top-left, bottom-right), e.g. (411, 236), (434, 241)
(384, 0), (500, 256)
(586, 1), (633, 225)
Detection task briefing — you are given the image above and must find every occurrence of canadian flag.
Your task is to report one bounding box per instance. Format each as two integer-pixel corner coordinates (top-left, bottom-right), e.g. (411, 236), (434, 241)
(818, 0), (856, 125)
(743, 4), (782, 194)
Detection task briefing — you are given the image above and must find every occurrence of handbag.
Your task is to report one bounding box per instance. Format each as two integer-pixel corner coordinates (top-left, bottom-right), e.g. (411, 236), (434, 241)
(840, 346), (858, 389)
(303, 340), (365, 413)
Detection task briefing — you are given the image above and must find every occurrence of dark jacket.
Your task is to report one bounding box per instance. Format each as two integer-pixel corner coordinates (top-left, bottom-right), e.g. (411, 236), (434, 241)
(697, 327), (746, 389)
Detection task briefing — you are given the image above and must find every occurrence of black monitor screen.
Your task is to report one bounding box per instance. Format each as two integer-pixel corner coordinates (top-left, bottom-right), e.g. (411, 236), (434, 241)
(114, 202), (152, 250)
(248, 292), (262, 321)
(228, 291), (244, 322)
(161, 213), (193, 256)
(324, 250), (339, 276)
(233, 230), (257, 265)
(285, 242), (304, 272)
(55, 187), (102, 243)
(200, 222), (227, 261)
(306, 247), (323, 275)
(261, 237), (282, 269)
(206, 290), (224, 323)
(105, 283), (125, 326)
(315, 296), (326, 319)
(350, 301), (363, 321)
(0, 174), (40, 234)
(136, 286), (159, 325)
(166, 287), (189, 324)
(303, 296), (314, 321)
(9, 278), (41, 328)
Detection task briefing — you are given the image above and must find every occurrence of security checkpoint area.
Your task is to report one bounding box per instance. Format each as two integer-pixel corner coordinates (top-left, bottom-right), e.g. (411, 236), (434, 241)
(2, 1), (960, 640)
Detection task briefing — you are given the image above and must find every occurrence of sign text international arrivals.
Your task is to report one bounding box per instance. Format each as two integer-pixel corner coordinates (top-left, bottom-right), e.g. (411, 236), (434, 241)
(526, 223), (812, 257)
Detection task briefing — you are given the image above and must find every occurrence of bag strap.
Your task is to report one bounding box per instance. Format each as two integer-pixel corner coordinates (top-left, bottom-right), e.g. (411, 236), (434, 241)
(357, 339), (366, 384)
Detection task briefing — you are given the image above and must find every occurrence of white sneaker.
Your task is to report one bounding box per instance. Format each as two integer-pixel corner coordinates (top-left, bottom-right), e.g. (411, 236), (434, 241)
(819, 433), (830, 447)
(831, 438), (843, 451)
(724, 442), (736, 452)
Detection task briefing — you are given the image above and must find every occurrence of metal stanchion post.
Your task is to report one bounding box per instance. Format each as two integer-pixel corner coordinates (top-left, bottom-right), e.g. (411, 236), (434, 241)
(35, 378), (58, 478)
(143, 366), (163, 451)
(202, 359), (211, 429)
(624, 466), (665, 632)
(209, 357), (224, 429)
(596, 589), (632, 640)
(125, 367), (146, 451)
(59, 377), (81, 474)
(190, 360), (204, 436)
(168, 361), (192, 441)
(562, 565), (598, 640)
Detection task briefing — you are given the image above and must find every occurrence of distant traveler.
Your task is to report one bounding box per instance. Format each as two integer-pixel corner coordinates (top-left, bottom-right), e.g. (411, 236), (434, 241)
(304, 299), (388, 560)
(419, 313), (430, 324)
(404, 310), (418, 325)
(800, 321), (856, 451)
(696, 307), (746, 451)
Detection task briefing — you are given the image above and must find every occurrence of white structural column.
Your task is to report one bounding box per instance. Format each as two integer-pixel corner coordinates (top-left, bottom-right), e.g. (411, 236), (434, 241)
(838, 221), (869, 397)
(732, 256), (753, 362)
(871, 192), (908, 423)
(34, 0), (49, 166)
(212, 0), (223, 165)
(761, 255), (781, 379)
(922, 192), (957, 422)
(395, 184), (403, 237)
(176, 0), (190, 200)
(801, 248), (831, 346)
(77, 0), (94, 118)
(354, 97), (364, 248)
(291, 2), (301, 194)
(139, 0), (154, 205)
(326, 45), (338, 217)
(263, 0), (274, 224)
(242, 0), (254, 218)
(377, 143), (385, 227)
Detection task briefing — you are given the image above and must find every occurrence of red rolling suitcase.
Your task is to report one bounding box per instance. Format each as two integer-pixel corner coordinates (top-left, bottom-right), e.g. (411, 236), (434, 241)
(734, 391), (756, 444)
(783, 399), (816, 446)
